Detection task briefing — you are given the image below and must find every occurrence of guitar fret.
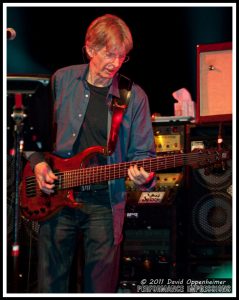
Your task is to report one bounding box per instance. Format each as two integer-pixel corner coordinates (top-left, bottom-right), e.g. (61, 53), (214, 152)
(73, 170), (76, 186)
(84, 168), (88, 185)
(82, 168), (87, 185)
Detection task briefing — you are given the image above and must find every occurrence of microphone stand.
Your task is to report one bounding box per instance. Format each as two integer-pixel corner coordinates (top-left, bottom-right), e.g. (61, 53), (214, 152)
(10, 93), (26, 292)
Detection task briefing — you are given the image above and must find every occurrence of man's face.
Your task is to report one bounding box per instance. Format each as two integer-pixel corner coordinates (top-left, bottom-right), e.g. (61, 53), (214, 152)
(89, 46), (127, 79)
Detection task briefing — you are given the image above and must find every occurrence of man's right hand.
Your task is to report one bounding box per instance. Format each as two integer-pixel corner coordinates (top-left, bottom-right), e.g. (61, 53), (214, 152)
(34, 162), (58, 194)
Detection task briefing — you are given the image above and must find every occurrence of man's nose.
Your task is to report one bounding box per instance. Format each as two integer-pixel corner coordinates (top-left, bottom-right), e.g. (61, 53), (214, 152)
(111, 56), (123, 67)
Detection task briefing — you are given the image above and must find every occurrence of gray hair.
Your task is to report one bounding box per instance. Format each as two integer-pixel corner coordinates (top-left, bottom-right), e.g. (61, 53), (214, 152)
(85, 14), (133, 54)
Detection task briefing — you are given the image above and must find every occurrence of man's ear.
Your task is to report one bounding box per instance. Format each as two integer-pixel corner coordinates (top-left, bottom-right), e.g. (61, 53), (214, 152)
(85, 46), (94, 59)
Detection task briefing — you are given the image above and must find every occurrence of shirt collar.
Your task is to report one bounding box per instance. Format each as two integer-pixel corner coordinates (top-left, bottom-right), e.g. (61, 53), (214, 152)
(76, 64), (89, 81)
(77, 64), (121, 99)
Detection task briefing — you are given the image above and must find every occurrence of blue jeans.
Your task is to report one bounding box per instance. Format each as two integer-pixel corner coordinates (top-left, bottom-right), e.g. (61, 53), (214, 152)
(37, 202), (121, 293)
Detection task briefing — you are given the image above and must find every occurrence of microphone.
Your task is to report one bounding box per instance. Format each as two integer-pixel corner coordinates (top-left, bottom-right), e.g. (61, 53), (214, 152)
(7, 28), (16, 40)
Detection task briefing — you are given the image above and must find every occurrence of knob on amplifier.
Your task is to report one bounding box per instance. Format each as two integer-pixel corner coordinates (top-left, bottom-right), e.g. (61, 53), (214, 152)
(152, 124), (185, 154)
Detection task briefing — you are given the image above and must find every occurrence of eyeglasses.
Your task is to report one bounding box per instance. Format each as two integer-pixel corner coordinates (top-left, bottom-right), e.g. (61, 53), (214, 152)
(82, 46), (130, 64)
(103, 51), (130, 63)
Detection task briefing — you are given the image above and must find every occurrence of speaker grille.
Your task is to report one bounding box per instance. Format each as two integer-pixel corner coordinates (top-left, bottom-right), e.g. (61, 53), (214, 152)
(192, 192), (232, 242)
(192, 159), (232, 190)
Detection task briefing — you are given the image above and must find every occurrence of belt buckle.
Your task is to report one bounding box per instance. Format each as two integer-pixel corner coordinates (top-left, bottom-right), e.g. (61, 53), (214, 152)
(80, 185), (91, 192)
(79, 183), (108, 192)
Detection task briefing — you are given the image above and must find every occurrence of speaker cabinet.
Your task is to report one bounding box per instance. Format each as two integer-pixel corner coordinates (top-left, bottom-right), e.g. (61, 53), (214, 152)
(196, 42), (232, 123)
(183, 123), (232, 278)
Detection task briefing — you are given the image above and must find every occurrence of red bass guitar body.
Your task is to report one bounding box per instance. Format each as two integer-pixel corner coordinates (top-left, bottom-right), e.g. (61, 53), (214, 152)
(20, 146), (107, 221)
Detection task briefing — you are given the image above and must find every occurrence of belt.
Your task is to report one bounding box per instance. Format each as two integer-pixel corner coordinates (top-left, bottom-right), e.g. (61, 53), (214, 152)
(74, 183), (109, 193)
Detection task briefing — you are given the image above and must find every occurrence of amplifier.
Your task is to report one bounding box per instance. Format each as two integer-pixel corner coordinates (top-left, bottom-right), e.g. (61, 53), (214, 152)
(120, 231), (173, 281)
(152, 124), (185, 154)
(121, 123), (186, 281)
(125, 171), (183, 230)
(126, 172), (183, 205)
(122, 188), (179, 280)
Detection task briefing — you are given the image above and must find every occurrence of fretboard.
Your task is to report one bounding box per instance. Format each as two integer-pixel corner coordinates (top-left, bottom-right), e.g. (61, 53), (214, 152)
(56, 151), (218, 190)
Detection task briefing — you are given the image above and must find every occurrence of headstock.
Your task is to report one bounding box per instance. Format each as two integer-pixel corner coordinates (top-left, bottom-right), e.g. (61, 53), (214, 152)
(191, 148), (231, 172)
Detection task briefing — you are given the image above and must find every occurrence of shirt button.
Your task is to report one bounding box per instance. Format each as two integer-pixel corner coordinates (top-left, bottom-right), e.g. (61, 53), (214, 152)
(78, 114), (82, 118)
(67, 152), (71, 156)
(85, 94), (89, 98)
(72, 133), (76, 137)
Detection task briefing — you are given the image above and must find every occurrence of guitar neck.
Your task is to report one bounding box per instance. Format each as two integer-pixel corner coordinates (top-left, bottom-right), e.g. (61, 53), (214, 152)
(21, 147), (230, 222)
(56, 151), (212, 190)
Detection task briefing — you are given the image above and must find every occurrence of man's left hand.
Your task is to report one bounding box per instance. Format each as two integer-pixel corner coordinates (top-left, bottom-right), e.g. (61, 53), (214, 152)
(127, 165), (154, 186)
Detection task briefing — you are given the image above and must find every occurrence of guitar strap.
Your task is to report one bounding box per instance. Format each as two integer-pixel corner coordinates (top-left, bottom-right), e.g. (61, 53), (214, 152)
(107, 74), (133, 155)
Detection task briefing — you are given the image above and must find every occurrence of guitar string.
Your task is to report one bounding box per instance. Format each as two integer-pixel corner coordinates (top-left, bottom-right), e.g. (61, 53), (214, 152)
(24, 151), (228, 195)
(25, 156), (226, 189)
(25, 151), (226, 188)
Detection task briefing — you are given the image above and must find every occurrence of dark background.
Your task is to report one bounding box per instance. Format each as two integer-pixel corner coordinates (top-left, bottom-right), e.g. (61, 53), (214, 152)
(7, 5), (233, 116)
(5, 5), (234, 291)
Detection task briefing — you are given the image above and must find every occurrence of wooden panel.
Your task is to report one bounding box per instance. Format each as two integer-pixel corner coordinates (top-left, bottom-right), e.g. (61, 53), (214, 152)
(196, 42), (232, 123)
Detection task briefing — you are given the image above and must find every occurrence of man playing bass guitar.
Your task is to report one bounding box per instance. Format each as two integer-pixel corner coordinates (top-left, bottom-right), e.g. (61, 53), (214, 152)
(24, 14), (156, 293)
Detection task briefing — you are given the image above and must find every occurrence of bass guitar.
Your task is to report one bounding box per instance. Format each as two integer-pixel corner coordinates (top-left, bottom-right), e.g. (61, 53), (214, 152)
(20, 145), (231, 221)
